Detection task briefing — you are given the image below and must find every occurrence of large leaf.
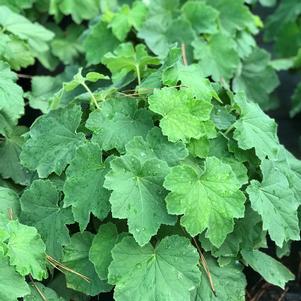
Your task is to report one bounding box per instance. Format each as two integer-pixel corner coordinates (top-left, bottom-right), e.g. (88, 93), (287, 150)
(0, 61), (24, 122)
(89, 222), (120, 280)
(20, 180), (73, 260)
(241, 249), (294, 288)
(63, 143), (111, 231)
(0, 253), (30, 301)
(191, 255), (246, 301)
(233, 48), (279, 109)
(193, 33), (240, 82)
(104, 155), (174, 246)
(233, 94), (280, 160)
(0, 5), (54, 52)
(20, 105), (85, 178)
(0, 186), (20, 218)
(108, 235), (201, 301)
(164, 157), (246, 247)
(0, 126), (32, 185)
(247, 159), (300, 247)
(125, 127), (188, 166)
(86, 97), (153, 153)
(62, 232), (112, 296)
(83, 21), (119, 65)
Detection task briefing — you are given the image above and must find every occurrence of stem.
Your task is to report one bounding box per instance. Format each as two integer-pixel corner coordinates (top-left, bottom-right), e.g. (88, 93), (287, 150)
(224, 123), (235, 135)
(17, 73), (33, 79)
(29, 275), (48, 301)
(192, 236), (217, 296)
(181, 43), (188, 66)
(135, 64), (141, 85)
(81, 82), (100, 109)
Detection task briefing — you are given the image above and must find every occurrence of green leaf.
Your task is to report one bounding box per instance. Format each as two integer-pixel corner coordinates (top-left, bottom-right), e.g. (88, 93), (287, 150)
(176, 64), (219, 101)
(0, 61), (24, 122)
(291, 82), (301, 117)
(104, 155), (174, 246)
(199, 206), (265, 259)
(233, 48), (279, 109)
(182, 1), (219, 34)
(83, 21), (119, 65)
(51, 24), (83, 64)
(247, 159), (300, 247)
(191, 256), (246, 301)
(110, 2), (148, 41)
(148, 87), (214, 142)
(27, 66), (77, 113)
(207, 0), (256, 35)
(20, 179), (73, 260)
(0, 33), (34, 70)
(62, 232), (112, 296)
(63, 143), (111, 231)
(108, 235), (201, 301)
(20, 105), (86, 178)
(125, 127), (188, 166)
(233, 93), (280, 160)
(241, 249), (294, 288)
(0, 5), (54, 52)
(0, 186), (20, 218)
(272, 146), (301, 201)
(63, 68), (109, 92)
(0, 126), (32, 185)
(164, 157), (246, 247)
(86, 97), (153, 153)
(89, 222), (119, 280)
(6, 221), (47, 280)
(192, 33), (240, 82)
(0, 0), (35, 12)
(0, 253), (30, 301)
(102, 43), (160, 84)
(25, 282), (65, 301)
(265, 0), (301, 41)
(58, 0), (100, 23)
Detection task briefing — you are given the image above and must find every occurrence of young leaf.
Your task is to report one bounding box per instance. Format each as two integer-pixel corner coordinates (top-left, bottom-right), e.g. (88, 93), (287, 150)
(20, 105), (86, 178)
(247, 159), (300, 247)
(241, 249), (294, 288)
(6, 221), (47, 280)
(0, 253), (30, 301)
(104, 155), (174, 246)
(20, 179), (73, 260)
(164, 157), (246, 247)
(63, 143), (111, 231)
(110, 2), (148, 41)
(108, 235), (201, 301)
(62, 232), (112, 296)
(148, 87), (215, 142)
(102, 43), (160, 84)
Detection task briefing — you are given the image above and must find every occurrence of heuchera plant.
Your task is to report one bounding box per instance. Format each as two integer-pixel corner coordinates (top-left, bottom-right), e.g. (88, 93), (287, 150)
(0, 0), (301, 300)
